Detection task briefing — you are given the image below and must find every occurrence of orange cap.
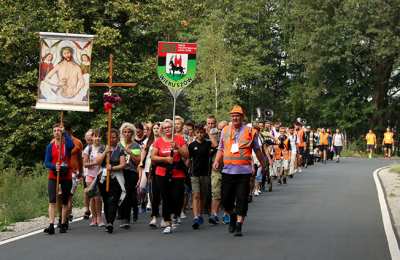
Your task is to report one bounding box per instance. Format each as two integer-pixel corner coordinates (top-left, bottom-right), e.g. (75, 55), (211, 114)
(230, 105), (244, 115)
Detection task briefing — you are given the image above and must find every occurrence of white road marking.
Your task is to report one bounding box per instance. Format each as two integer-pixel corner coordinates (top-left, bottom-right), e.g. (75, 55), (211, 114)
(0, 217), (84, 246)
(374, 166), (400, 260)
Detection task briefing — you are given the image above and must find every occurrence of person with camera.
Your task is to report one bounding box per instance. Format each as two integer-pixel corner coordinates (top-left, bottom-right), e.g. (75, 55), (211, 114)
(151, 119), (189, 234)
(44, 123), (75, 235)
(273, 127), (292, 185)
(213, 105), (266, 237)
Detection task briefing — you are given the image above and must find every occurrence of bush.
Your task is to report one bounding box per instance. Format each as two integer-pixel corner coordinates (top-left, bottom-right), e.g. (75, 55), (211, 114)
(0, 164), (85, 230)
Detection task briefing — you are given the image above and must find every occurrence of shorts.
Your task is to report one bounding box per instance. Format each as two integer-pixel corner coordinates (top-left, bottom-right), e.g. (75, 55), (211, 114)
(320, 145), (328, 151)
(48, 179), (72, 205)
(334, 146), (342, 155)
(211, 169), (222, 200)
(191, 176), (211, 195)
(367, 145), (375, 150)
(384, 144), (393, 149)
(274, 159), (289, 170)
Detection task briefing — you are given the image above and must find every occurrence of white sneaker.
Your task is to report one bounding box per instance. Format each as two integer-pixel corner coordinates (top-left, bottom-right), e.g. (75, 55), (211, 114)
(149, 217), (157, 228)
(146, 201), (152, 211)
(160, 219), (168, 228)
(298, 168), (302, 173)
(180, 212), (187, 219)
(173, 216), (181, 225)
(253, 190), (260, 196)
(162, 226), (173, 234)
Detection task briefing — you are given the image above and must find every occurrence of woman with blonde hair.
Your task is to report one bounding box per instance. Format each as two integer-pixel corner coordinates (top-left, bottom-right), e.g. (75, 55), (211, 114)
(119, 122), (141, 226)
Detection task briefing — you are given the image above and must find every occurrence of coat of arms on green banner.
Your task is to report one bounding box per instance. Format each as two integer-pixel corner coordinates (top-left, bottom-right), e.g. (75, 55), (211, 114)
(157, 41), (197, 95)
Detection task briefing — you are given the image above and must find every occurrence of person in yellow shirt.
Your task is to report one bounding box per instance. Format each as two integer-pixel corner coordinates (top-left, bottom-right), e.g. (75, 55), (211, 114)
(365, 129), (377, 159)
(383, 127), (394, 158)
(319, 128), (329, 164)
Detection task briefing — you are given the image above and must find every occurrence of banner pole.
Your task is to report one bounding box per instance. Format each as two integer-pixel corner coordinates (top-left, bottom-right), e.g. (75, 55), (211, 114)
(172, 94), (177, 141)
(56, 111), (64, 196)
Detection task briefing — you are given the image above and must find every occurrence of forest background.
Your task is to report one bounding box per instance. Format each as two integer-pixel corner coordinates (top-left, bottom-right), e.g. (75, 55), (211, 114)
(1, 0), (400, 168)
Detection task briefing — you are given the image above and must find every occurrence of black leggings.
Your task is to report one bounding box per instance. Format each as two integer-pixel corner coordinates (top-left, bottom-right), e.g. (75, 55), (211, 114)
(119, 169), (138, 222)
(221, 173), (251, 217)
(156, 176), (184, 222)
(100, 177), (122, 225)
(150, 173), (161, 217)
(48, 179), (72, 205)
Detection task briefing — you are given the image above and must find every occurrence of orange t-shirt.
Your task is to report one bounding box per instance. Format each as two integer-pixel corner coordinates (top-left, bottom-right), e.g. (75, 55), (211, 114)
(319, 133), (329, 145)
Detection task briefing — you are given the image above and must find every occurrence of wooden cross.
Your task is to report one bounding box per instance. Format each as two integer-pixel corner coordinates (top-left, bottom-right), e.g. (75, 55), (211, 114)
(90, 54), (137, 192)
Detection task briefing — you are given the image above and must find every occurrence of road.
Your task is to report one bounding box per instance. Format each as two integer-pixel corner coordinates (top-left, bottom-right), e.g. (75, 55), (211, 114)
(0, 158), (396, 260)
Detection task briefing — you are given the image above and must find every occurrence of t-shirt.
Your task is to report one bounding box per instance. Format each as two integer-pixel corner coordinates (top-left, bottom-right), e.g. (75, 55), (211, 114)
(44, 133), (74, 181)
(289, 135), (297, 153)
(384, 132), (394, 144)
(189, 140), (212, 176)
(319, 133), (329, 145)
(333, 134), (343, 147)
(83, 144), (104, 177)
(366, 133), (376, 145)
(153, 135), (186, 178)
(101, 144), (125, 168)
(120, 142), (141, 172)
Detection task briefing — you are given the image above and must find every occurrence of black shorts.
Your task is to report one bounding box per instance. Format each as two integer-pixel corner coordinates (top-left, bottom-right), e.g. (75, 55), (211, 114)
(367, 145), (375, 150)
(320, 145), (328, 151)
(384, 144), (393, 149)
(48, 179), (72, 205)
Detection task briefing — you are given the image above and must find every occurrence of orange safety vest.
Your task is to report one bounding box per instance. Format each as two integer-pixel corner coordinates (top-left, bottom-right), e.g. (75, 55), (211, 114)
(222, 125), (256, 166)
(297, 129), (305, 148)
(274, 139), (290, 160)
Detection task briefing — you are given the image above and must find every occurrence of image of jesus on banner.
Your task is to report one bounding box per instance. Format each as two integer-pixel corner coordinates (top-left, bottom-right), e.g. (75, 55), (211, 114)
(36, 32), (95, 111)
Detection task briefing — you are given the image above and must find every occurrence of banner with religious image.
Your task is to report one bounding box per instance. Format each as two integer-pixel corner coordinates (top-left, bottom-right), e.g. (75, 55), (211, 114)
(35, 32), (95, 112)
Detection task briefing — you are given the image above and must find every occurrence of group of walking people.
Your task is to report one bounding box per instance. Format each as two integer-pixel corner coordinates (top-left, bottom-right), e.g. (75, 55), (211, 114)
(42, 105), (388, 237)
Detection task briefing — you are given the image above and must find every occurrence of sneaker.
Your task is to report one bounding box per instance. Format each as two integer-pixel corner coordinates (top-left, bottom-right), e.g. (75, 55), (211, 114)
(90, 220), (97, 227)
(149, 217), (157, 228)
(234, 222), (243, 237)
(44, 224), (55, 235)
(253, 190), (260, 196)
(146, 201), (152, 212)
(106, 224), (113, 233)
(98, 222), (105, 227)
(209, 215), (219, 225)
(83, 210), (90, 220)
(59, 223), (67, 233)
(180, 212), (187, 219)
(222, 214), (230, 225)
(119, 223), (130, 229)
(192, 218), (200, 230)
(172, 216), (181, 225)
(228, 214), (237, 233)
(68, 214), (73, 222)
(160, 219), (168, 228)
(162, 225), (173, 234)
(198, 215), (204, 225)
(298, 168), (302, 173)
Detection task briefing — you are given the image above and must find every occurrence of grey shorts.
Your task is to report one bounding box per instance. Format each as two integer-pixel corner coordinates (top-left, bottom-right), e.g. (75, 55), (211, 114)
(191, 176), (211, 196)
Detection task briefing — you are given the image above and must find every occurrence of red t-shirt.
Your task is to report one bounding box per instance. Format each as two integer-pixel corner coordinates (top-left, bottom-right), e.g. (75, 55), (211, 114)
(153, 135), (186, 179)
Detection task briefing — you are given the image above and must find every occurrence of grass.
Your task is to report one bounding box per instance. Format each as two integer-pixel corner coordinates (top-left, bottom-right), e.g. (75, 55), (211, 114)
(0, 164), (84, 232)
(390, 164), (400, 174)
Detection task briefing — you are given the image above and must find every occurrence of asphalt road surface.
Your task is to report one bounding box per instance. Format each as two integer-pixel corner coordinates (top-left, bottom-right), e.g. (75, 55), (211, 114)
(0, 158), (397, 260)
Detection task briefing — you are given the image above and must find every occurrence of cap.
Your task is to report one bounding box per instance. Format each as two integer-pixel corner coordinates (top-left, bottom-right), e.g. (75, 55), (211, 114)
(230, 105), (244, 115)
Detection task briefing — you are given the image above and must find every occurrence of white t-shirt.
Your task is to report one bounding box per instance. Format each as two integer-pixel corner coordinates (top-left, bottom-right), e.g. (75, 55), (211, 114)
(83, 145), (102, 178)
(333, 134), (343, 147)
